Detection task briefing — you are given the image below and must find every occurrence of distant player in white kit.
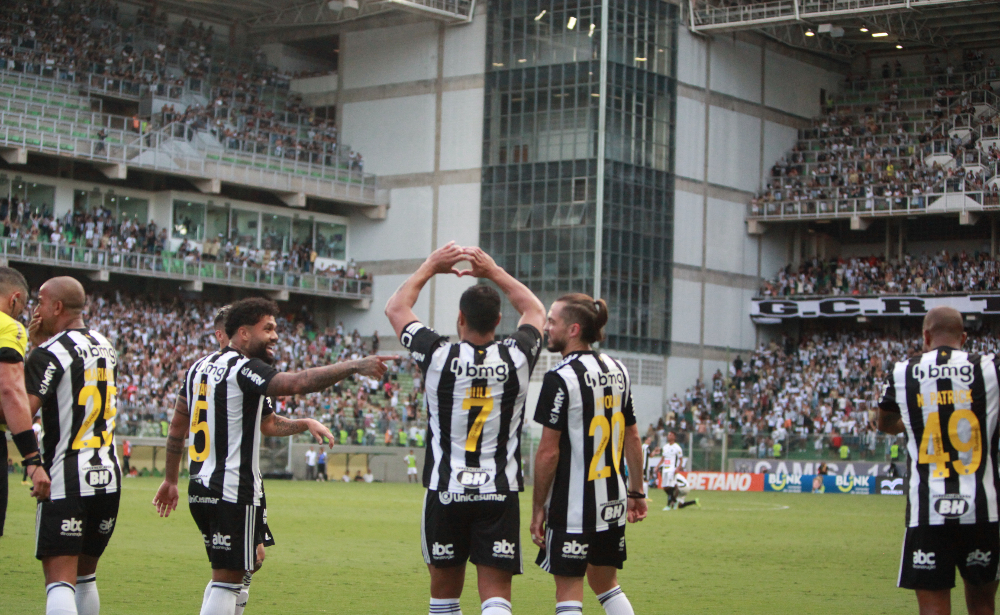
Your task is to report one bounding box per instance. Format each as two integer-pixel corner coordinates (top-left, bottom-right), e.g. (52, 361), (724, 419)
(657, 432), (684, 510)
(405, 449), (418, 483)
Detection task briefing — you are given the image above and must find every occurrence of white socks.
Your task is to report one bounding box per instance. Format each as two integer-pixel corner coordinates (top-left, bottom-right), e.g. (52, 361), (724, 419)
(75, 575), (99, 615)
(482, 597), (511, 615)
(597, 586), (634, 615)
(200, 582), (242, 615)
(234, 571), (254, 615)
(556, 601), (583, 615)
(45, 582), (77, 615)
(430, 598), (463, 615)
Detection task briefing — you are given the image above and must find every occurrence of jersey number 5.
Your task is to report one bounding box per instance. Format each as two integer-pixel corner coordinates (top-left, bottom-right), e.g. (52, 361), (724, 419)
(72, 385), (117, 450)
(588, 397), (626, 481)
(189, 400), (211, 462)
(919, 409), (982, 478)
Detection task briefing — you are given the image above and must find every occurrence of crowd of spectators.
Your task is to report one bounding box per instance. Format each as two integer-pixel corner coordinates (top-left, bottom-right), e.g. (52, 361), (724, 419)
(0, 0), (364, 172)
(751, 53), (1000, 218)
(649, 328), (1000, 461)
(759, 250), (1000, 297)
(0, 196), (373, 286)
(18, 290), (426, 444)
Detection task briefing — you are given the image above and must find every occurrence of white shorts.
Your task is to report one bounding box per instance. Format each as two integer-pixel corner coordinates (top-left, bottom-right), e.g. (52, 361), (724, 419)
(660, 469), (676, 488)
(407, 467), (418, 475)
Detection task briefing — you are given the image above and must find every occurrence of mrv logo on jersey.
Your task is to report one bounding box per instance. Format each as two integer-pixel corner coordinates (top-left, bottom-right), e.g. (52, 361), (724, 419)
(37, 362), (57, 396)
(449, 358), (509, 382)
(911, 362), (975, 385)
(241, 367), (266, 387)
(584, 371), (625, 391)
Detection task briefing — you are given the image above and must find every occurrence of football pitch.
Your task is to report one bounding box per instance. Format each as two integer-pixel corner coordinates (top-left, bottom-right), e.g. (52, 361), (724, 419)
(1, 476), (921, 614)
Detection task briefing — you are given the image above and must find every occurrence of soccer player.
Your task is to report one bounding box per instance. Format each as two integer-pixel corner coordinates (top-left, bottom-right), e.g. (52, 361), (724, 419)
(672, 474), (699, 510)
(657, 432), (684, 510)
(531, 294), (647, 615)
(877, 306), (1000, 615)
(405, 449), (418, 483)
(24, 276), (119, 615)
(385, 242), (545, 615)
(153, 297), (396, 615)
(0, 267), (50, 537)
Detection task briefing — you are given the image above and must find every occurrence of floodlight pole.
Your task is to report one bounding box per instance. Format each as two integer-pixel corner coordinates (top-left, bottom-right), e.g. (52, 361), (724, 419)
(593, 0), (610, 302)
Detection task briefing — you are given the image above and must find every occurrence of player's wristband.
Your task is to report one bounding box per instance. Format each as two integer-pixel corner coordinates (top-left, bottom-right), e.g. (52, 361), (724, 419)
(12, 428), (39, 458)
(626, 490), (645, 499)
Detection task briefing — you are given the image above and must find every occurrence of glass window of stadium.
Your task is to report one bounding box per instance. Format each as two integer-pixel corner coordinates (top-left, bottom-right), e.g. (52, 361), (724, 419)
(261, 214), (291, 252)
(7, 181), (56, 216)
(292, 217), (314, 249)
(172, 200), (205, 241)
(206, 202), (229, 241)
(315, 222), (346, 260)
(231, 209), (259, 249)
(109, 195), (148, 225)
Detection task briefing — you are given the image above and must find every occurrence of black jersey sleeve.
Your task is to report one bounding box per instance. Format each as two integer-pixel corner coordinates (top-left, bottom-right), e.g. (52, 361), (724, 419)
(236, 359), (279, 396)
(506, 324), (542, 372)
(878, 370), (900, 414)
(24, 347), (64, 404)
(622, 388), (637, 427)
(263, 397), (275, 418)
(534, 371), (570, 431)
(399, 321), (445, 373)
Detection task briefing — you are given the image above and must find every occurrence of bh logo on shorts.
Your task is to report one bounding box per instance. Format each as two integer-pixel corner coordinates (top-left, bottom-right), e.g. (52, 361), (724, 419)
(212, 533), (232, 551)
(912, 550), (936, 570)
(432, 543), (455, 559)
(60, 518), (83, 537)
(98, 517), (116, 534)
(967, 550), (992, 567)
(562, 540), (589, 559)
(493, 540), (516, 559)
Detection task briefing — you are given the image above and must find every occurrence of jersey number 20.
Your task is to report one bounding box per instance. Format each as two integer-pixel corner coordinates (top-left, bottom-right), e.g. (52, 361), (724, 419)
(588, 395), (626, 481)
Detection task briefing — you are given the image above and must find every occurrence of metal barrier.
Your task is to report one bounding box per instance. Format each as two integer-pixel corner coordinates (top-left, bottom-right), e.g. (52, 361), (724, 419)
(749, 189), (999, 221)
(0, 238), (373, 299)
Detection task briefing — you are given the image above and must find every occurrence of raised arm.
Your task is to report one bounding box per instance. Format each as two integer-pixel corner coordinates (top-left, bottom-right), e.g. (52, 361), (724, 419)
(462, 247), (545, 331)
(385, 241), (467, 338)
(153, 395), (190, 517)
(266, 355), (397, 397)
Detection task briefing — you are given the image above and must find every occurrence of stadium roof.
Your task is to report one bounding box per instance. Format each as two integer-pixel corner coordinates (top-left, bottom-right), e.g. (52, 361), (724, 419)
(689, 0), (1000, 61)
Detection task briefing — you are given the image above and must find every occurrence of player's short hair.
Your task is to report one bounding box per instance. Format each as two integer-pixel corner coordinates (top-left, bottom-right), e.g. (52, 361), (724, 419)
(213, 305), (231, 331)
(224, 297), (279, 338)
(0, 267), (29, 296)
(556, 293), (609, 344)
(459, 285), (501, 335)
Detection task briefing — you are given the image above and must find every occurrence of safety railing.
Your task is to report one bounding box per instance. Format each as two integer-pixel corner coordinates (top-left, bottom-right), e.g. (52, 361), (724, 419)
(749, 188), (1000, 221)
(690, 0), (972, 31)
(0, 238), (373, 300)
(0, 81), (97, 111)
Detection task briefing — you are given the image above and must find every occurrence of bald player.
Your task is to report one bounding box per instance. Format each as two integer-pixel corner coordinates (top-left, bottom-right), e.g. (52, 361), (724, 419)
(25, 276), (122, 615)
(878, 306), (1000, 615)
(0, 267), (50, 536)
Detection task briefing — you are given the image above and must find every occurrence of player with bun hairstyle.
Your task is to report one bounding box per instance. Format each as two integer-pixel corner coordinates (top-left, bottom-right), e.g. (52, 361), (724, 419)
(544, 293), (609, 348)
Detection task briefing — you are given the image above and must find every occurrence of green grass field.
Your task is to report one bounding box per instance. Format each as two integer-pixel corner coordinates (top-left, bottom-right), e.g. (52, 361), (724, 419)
(1, 476), (926, 614)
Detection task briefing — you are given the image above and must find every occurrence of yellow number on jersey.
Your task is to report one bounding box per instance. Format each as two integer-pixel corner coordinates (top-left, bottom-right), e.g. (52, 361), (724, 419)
(588, 394), (627, 481)
(948, 409), (982, 475)
(463, 388), (494, 453)
(72, 384), (118, 450)
(918, 412), (950, 479)
(189, 400), (211, 463)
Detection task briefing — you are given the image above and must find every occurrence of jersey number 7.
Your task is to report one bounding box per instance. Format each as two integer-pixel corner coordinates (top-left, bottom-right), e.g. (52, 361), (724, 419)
(463, 387), (494, 452)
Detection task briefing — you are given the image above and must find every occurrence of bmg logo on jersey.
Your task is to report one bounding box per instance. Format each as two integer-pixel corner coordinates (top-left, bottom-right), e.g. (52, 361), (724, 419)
(449, 358), (509, 382)
(98, 517), (116, 534)
(584, 371), (625, 391)
(967, 550), (992, 567)
(912, 550), (936, 569)
(431, 542), (455, 559)
(212, 532), (232, 550)
(562, 540), (589, 559)
(492, 540), (516, 559)
(933, 494), (971, 518)
(911, 362), (974, 385)
(60, 518), (83, 537)
(457, 468), (492, 488)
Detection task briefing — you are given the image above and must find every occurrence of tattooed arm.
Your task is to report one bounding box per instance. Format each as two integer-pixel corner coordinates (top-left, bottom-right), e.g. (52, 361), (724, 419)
(261, 413), (335, 447)
(266, 355), (398, 397)
(153, 396), (190, 518)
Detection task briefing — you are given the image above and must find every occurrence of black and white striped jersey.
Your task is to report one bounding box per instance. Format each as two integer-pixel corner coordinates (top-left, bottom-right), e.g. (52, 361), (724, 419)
(400, 321), (541, 494)
(182, 348), (277, 505)
(533, 351), (637, 533)
(25, 328), (122, 500)
(879, 346), (1000, 527)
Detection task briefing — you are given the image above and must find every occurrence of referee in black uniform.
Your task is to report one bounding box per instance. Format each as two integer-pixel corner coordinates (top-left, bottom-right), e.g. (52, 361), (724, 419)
(878, 306), (1000, 615)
